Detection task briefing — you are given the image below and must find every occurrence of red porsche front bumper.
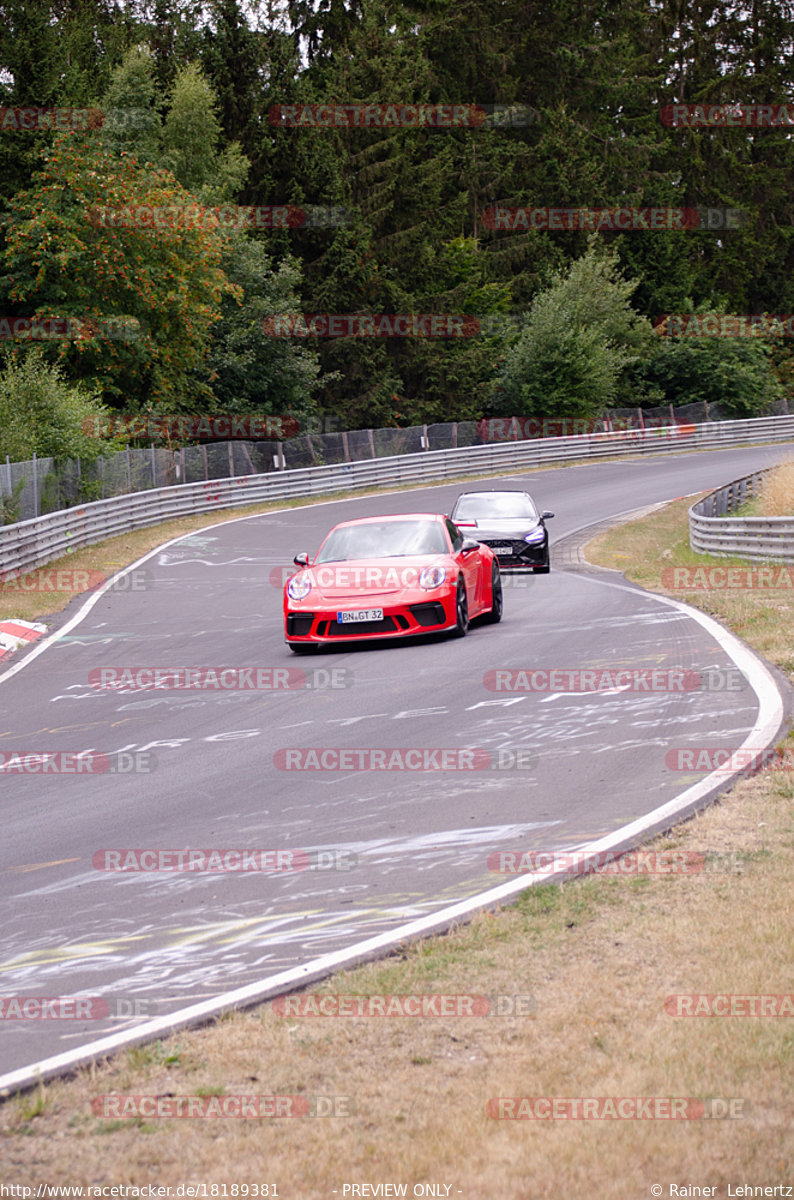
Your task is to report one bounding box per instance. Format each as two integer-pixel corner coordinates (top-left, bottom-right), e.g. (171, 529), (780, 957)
(284, 592), (457, 644)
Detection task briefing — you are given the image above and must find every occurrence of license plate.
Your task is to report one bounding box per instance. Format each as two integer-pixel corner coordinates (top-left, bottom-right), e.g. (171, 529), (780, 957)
(491, 544), (514, 554)
(337, 608), (384, 623)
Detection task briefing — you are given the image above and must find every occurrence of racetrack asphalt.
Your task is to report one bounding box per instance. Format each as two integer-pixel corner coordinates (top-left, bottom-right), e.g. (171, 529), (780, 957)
(0, 442), (791, 1079)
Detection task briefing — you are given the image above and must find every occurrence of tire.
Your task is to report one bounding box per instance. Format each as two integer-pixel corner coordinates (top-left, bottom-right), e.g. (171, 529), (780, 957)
(536, 563), (551, 575)
(451, 578), (469, 637)
(287, 642), (314, 654)
(483, 562), (503, 623)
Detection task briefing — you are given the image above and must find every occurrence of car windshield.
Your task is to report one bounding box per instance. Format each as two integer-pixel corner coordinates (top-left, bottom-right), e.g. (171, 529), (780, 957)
(316, 520), (449, 562)
(453, 493), (538, 521)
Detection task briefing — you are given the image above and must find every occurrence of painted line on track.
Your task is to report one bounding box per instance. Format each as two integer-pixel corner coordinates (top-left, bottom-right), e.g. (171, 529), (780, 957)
(0, 492), (787, 1098)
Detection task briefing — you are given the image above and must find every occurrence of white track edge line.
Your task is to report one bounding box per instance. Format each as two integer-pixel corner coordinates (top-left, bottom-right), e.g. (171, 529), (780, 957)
(0, 487), (787, 1097)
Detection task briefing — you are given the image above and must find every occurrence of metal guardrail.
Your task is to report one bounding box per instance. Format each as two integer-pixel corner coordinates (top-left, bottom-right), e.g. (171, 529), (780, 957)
(689, 467), (794, 561)
(3, 415), (794, 579)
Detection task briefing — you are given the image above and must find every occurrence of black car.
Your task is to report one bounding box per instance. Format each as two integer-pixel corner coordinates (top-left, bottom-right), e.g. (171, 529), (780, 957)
(450, 489), (554, 572)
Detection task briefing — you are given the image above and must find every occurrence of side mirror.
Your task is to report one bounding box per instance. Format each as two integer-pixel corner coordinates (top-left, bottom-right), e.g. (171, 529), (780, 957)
(541, 511), (555, 520)
(293, 552), (310, 567)
(461, 537), (480, 553)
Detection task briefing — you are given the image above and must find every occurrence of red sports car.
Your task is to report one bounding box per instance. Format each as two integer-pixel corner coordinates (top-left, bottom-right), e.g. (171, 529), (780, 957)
(283, 512), (502, 652)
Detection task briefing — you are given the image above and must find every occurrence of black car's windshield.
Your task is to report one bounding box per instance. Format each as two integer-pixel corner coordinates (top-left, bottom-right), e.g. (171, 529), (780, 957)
(453, 493), (538, 521)
(316, 520), (449, 562)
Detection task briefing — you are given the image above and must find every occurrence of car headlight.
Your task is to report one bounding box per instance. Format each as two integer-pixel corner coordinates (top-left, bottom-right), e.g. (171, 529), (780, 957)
(523, 527), (546, 544)
(419, 565), (447, 589)
(287, 575), (312, 600)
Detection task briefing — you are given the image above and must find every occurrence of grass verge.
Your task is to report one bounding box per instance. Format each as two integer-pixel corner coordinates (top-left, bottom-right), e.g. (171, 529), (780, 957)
(1, 495), (793, 1196)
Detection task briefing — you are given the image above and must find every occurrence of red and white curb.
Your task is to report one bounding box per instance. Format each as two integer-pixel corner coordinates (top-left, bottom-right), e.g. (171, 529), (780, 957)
(0, 619), (47, 659)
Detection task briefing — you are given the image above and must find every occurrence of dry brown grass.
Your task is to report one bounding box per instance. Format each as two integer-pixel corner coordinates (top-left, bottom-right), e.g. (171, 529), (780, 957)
(1, 494), (793, 1196)
(0, 770), (791, 1195)
(758, 457), (794, 516)
(587, 494), (794, 678)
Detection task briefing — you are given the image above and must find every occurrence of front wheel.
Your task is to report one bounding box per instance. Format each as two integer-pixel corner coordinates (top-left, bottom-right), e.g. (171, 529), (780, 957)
(451, 578), (469, 638)
(483, 561), (503, 623)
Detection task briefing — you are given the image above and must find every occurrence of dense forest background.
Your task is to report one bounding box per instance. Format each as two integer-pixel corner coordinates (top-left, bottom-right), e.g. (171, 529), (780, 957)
(1, 0), (793, 457)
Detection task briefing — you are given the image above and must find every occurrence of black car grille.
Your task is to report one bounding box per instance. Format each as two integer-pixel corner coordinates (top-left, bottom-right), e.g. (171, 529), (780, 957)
(286, 614), (315, 637)
(326, 615), (401, 636)
(482, 539), (545, 566)
(409, 602), (447, 627)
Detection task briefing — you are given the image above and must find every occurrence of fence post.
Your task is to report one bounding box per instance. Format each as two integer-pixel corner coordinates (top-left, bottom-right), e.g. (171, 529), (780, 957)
(227, 441), (235, 478)
(342, 431), (351, 461)
(202, 444), (209, 481)
(368, 428), (376, 458)
(125, 445), (132, 492)
(151, 443), (156, 488)
(637, 407), (645, 430)
(5, 455), (10, 495)
(32, 452), (39, 517)
(451, 422), (458, 448)
(99, 456), (105, 499)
